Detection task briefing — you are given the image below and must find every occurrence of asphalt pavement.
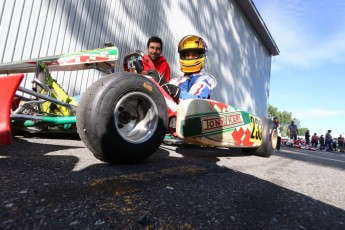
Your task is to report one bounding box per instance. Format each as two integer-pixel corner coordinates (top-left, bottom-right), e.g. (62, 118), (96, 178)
(1, 133), (345, 229)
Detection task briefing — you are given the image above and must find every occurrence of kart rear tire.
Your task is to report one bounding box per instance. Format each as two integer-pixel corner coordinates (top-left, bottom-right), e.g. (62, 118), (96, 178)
(242, 118), (278, 157)
(77, 72), (168, 164)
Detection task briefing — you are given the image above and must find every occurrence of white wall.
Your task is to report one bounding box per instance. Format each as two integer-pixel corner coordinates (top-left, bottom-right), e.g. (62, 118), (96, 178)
(0, 0), (272, 117)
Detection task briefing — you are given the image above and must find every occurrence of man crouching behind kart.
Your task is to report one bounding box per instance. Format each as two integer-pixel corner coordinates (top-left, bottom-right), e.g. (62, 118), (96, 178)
(147, 35), (217, 102)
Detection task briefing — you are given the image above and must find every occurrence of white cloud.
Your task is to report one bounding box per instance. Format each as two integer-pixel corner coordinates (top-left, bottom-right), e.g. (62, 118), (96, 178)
(254, 0), (345, 136)
(293, 109), (345, 119)
(290, 108), (345, 136)
(255, 0), (345, 69)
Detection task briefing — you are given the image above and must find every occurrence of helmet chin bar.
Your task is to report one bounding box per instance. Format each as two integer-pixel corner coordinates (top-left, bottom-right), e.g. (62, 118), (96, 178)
(179, 59), (204, 73)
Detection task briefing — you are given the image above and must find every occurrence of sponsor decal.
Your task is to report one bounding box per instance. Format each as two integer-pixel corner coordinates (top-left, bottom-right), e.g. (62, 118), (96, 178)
(143, 82), (153, 91)
(208, 100), (230, 112)
(201, 111), (243, 133)
(232, 127), (255, 146)
(231, 115), (263, 146)
(180, 110), (250, 138)
(249, 115), (263, 142)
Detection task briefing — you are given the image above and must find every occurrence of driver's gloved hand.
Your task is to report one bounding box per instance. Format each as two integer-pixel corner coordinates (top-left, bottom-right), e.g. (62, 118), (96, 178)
(146, 69), (166, 85)
(161, 83), (180, 102)
(146, 70), (180, 102)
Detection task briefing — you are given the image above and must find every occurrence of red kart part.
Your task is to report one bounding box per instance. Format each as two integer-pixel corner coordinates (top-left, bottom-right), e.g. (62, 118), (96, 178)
(0, 74), (24, 144)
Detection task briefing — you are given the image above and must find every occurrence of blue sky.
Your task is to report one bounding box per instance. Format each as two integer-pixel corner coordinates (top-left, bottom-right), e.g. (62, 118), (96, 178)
(253, 0), (345, 137)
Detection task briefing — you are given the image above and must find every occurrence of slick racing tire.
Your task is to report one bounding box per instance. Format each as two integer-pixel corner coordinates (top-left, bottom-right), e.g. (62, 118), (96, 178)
(242, 118), (278, 157)
(77, 72), (168, 164)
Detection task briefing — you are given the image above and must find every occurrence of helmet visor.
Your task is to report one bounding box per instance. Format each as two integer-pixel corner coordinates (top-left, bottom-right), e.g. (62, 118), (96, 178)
(180, 49), (204, 60)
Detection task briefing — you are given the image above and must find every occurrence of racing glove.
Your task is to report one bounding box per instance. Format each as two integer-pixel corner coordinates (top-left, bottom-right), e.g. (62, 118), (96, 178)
(146, 70), (180, 102)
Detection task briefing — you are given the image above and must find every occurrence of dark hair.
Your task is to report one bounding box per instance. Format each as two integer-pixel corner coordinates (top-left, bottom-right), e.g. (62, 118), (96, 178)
(147, 36), (163, 50)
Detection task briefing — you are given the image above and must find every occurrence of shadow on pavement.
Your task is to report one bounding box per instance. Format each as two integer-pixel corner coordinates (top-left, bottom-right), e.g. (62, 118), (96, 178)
(1, 136), (345, 229)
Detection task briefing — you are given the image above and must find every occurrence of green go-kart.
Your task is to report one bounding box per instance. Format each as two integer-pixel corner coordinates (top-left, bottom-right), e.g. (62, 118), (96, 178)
(0, 46), (278, 164)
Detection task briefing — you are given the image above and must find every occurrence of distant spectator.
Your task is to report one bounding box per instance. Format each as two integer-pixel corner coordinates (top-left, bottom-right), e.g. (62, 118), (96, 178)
(288, 121), (298, 141)
(305, 129), (310, 146)
(333, 139), (338, 151)
(273, 117), (281, 150)
(338, 135), (344, 151)
(319, 135), (325, 150)
(325, 130), (333, 151)
(311, 133), (319, 148)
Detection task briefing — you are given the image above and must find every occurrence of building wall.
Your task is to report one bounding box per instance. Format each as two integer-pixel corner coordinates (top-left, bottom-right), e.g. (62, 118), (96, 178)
(0, 0), (272, 117)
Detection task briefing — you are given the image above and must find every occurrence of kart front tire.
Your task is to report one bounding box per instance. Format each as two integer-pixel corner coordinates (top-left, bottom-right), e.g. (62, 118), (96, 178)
(77, 72), (168, 164)
(242, 118), (278, 157)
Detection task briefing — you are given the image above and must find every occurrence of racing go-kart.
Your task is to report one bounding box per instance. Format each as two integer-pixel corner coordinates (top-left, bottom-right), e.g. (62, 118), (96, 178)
(0, 46), (278, 164)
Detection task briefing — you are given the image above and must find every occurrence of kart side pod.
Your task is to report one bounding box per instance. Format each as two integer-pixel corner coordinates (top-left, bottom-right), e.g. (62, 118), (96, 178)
(176, 99), (278, 157)
(0, 74), (24, 144)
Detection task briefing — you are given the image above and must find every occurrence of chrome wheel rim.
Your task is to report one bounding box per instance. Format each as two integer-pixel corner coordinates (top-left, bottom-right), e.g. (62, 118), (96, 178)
(114, 92), (158, 144)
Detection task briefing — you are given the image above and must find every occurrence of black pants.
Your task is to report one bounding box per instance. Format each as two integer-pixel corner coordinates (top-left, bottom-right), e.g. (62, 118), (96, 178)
(311, 140), (318, 148)
(325, 140), (333, 151)
(320, 143), (325, 150)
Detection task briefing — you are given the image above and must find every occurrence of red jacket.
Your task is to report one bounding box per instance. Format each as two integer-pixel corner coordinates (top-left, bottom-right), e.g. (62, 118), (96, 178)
(152, 56), (171, 82)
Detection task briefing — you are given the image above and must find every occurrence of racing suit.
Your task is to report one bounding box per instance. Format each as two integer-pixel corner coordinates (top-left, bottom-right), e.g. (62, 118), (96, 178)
(169, 72), (217, 100)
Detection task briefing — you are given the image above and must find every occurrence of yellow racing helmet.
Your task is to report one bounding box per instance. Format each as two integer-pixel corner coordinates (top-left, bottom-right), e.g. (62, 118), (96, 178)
(178, 35), (207, 73)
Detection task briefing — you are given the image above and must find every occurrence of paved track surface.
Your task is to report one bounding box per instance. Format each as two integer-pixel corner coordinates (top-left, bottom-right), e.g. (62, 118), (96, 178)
(1, 133), (345, 229)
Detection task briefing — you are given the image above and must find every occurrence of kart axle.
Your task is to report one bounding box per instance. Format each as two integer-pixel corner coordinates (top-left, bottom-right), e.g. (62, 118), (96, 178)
(11, 114), (76, 127)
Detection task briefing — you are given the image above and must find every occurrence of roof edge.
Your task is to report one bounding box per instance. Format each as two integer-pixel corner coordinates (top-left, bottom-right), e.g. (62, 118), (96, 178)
(235, 0), (280, 56)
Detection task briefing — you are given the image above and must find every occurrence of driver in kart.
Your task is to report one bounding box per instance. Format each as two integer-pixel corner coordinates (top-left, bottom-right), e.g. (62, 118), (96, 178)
(169, 35), (216, 100)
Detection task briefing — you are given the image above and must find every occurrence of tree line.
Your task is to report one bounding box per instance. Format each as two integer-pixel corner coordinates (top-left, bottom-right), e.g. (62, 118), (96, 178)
(268, 104), (308, 137)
